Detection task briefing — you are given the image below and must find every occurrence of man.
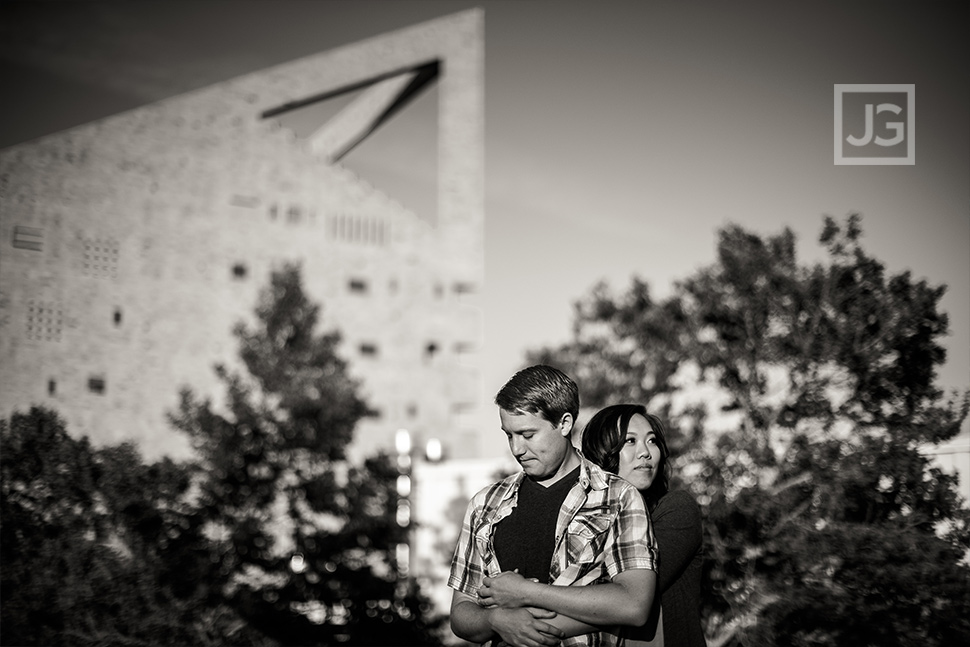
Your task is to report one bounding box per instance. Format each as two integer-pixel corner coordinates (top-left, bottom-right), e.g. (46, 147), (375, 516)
(449, 365), (658, 647)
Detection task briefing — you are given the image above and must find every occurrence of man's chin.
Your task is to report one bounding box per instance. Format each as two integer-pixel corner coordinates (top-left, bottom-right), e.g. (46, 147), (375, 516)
(519, 462), (542, 475)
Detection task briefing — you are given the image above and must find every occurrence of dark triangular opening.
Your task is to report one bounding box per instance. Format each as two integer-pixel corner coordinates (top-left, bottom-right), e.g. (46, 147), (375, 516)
(266, 62), (439, 225)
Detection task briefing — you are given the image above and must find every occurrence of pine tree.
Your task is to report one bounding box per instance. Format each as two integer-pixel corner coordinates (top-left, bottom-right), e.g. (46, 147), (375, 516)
(169, 263), (444, 645)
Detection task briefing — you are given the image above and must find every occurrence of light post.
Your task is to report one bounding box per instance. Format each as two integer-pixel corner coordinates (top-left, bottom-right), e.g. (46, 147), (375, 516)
(394, 428), (411, 599)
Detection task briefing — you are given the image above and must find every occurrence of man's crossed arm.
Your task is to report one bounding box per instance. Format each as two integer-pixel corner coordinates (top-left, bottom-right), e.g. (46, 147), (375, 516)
(451, 569), (655, 647)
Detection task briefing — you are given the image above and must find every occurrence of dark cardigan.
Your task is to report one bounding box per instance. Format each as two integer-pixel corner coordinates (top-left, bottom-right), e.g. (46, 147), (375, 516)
(625, 489), (707, 647)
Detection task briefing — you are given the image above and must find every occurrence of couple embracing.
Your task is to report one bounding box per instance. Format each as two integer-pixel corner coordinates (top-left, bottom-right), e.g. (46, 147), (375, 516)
(449, 365), (706, 647)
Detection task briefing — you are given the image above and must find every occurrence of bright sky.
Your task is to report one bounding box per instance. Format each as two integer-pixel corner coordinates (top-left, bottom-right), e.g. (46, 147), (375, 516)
(2, 0), (967, 457)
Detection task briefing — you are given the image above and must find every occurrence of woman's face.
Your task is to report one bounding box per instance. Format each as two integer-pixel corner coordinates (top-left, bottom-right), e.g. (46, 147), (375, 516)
(617, 414), (662, 492)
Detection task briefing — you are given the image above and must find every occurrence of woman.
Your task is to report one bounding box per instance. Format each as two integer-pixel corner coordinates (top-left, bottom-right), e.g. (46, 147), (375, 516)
(581, 404), (706, 647)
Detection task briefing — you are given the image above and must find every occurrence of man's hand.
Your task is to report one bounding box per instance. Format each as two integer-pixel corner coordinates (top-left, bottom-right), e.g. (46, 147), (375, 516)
(478, 570), (535, 608)
(487, 606), (564, 647)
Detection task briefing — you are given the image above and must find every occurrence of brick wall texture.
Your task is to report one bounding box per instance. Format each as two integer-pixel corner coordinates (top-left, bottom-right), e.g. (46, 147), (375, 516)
(0, 9), (485, 461)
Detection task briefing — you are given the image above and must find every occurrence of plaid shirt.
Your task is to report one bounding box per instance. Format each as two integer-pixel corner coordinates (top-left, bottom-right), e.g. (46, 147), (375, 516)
(448, 450), (658, 647)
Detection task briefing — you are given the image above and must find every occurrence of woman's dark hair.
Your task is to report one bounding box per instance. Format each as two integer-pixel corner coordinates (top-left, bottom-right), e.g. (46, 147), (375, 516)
(581, 404), (671, 509)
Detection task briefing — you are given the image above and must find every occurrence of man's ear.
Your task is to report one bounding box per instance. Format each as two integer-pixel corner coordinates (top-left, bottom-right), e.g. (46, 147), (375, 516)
(559, 413), (574, 437)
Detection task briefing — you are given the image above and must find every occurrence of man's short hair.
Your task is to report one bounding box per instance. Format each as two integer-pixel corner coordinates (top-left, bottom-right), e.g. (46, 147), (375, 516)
(494, 365), (579, 424)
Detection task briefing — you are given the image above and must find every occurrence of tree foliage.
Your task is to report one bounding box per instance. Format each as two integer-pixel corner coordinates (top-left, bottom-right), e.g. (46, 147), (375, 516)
(529, 215), (970, 646)
(2, 264), (444, 646)
(0, 407), (258, 647)
(168, 263), (444, 645)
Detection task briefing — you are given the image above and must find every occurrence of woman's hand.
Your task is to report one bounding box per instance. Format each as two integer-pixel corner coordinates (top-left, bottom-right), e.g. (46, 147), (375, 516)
(477, 570), (536, 609)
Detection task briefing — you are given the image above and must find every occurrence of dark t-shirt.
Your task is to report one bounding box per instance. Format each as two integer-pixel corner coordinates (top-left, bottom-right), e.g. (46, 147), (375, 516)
(493, 466), (580, 584)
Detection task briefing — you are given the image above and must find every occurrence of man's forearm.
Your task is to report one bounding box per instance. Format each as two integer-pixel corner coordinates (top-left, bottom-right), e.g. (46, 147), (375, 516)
(451, 599), (497, 643)
(543, 612), (603, 639)
(520, 571), (654, 627)
(527, 582), (637, 625)
(452, 598), (567, 647)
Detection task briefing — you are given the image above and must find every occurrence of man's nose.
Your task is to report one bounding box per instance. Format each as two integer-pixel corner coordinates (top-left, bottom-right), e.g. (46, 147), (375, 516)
(510, 436), (526, 456)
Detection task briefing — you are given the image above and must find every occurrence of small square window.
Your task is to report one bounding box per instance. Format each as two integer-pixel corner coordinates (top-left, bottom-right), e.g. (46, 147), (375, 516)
(348, 279), (368, 294)
(13, 225), (43, 251)
(88, 376), (106, 394)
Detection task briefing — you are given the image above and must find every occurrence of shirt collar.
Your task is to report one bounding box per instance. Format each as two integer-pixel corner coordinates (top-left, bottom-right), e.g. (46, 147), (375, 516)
(576, 448), (610, 492)
(501, 447), (609, 498)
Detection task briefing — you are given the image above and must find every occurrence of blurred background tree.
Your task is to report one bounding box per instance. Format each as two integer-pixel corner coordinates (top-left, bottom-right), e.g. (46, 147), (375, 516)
(168, 263), (444, 646)
(2, 264), (444, 646)
(530, 215), (970, 647)
(0, 407), (260, 646)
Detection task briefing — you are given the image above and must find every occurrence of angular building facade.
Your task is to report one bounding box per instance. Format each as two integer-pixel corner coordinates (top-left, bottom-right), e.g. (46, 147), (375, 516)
(0, 10), (485, 462)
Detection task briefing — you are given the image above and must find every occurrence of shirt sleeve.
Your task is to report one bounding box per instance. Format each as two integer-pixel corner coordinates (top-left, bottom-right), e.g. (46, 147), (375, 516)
(447, 492), (486, 595)
(604, 480), (658, 579)
(652, 490), (703, 594)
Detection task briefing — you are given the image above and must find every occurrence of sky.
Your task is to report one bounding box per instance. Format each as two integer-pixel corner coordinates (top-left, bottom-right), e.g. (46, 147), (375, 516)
(2, 0), (967, 457)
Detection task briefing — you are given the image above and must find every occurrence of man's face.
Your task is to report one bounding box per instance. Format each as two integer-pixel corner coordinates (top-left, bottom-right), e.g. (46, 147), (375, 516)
(499, 408), (571, 482)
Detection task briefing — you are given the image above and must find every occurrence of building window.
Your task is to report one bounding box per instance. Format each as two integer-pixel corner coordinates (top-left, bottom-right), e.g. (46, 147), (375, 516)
(12, 225), (43, 251)
(48, 379), (56, 396)
(433, 283), (444, 299)
(229, 195), (259, 208)
(113, 308), (123, 326)
(359, 343), (379, 357)
(453, 282), (476, 295)
(348, 278), (368, 294)
(26, 301), (63, 342)
(406, 403), (418, 419)
(88, 376), (106, 395)
(425, 342), (439, 359)
(82, 236), (119, 278)
(328, 213), (387, 246)
(232, 263), (248, 279)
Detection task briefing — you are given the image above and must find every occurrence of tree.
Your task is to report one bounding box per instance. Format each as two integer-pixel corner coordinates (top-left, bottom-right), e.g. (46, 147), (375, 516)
(169, 263), (444, 646)
(0, 407), (258, 647)
(529, 215), (970, 646)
